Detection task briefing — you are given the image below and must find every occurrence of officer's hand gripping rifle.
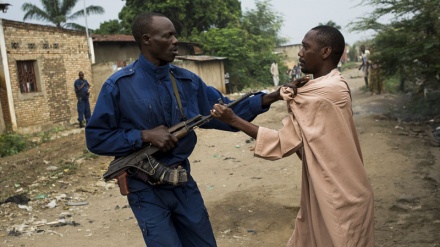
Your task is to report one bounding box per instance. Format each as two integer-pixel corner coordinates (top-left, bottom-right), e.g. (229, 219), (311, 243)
(104, 91), (256, 195)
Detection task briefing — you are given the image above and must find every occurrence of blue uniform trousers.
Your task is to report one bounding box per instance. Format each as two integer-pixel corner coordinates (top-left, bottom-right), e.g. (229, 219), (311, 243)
(127, 177), (217, 247)
(77, 97), (91, 123)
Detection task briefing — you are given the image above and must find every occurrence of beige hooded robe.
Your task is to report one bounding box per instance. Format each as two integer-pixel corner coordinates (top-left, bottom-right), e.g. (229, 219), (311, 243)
(254, 69), (374, 247)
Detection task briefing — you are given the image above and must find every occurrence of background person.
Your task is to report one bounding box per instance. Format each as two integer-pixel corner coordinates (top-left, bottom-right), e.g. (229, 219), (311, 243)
(85, 12), (283, 247)
(368, 48), (384, 95)
(358, 44), (370, 88)
(294, 63), (302, 80)
(211, 26), (374, 247)
(270, 61), (280, 86)
(224, 72), (231, 93)
(291, 65), (297, 81)
(74, 71), (91, 128)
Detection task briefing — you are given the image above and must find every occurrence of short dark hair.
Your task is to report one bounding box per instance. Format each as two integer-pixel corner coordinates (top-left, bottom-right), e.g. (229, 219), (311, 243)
(131, 12), (166, 48)
(311, 26), (345, 65)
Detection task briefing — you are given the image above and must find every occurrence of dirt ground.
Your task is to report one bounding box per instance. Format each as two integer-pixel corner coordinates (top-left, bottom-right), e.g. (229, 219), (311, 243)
(1, 68), (439, 247)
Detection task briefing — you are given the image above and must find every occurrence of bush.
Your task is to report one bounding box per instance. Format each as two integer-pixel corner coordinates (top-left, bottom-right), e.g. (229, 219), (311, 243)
(406, 95), (440, 120)
(383, 75), (401, 94)
(0, 133), (30, 157)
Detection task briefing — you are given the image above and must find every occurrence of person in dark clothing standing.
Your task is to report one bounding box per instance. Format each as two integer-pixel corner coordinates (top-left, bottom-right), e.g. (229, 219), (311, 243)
(74, 71), (91, 128)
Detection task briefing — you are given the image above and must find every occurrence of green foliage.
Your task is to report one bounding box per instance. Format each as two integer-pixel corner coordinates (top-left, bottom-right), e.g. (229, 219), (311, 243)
(240, 0), (286, 46)
(406, 95), (440, 120)
(93, 19), (123, 34)
(0, 126), (69, 157)
(382, 74), (401, 94)
(99, 0), (284, 90)
(36, 126), (66, 144)
(319, 20), (342, 30)
(59, 160), (79, 174)
(341, 61), (359, 72)
(117, 0), (242, 38)
(347, 43), (367, 63)
(192, 0), (283, 90)
(38, 131), (52, 143)
(81, 148), (99, 159)
(21, 0), (104, 30)
(349, 0), (440, 117)
(0, 133), (30, 157)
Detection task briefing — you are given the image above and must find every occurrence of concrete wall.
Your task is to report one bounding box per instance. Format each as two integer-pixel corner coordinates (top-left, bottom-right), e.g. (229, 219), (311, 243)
(0, 73), (5, 132)
(275, 44), (302, 69)
(92, 42), (226, 95)
(93, 58), (227, 95)
(91, 62), (119, 97)
(174, 59), (226, 94)
(91, 42), (138, 95)
(0, 20), (93, 133)
(93, 42), (138, 64)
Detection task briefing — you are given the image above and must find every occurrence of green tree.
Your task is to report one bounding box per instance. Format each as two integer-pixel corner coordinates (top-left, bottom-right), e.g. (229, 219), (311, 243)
(193, 0), (283, 90)
(350, 0), (440, 91)
(241, 0), (286, 46)
(101, 0), (284, 90)
(319, 20), (342, 30)
(94, 19), (122, 34)
(117, 0), (242, 39)
(21, 0), (104, 30)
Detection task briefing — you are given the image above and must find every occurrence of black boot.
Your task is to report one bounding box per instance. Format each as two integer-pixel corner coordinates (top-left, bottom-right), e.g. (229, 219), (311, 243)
(79, 121), (85, 128)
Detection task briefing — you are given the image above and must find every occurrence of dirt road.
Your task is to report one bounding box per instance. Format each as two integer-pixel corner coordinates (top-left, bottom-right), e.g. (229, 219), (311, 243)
(1, 68), (439, 247)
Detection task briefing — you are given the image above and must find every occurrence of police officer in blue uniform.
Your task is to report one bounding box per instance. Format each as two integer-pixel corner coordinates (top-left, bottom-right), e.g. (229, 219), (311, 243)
(74, 71), (91, 128)
(85, 12), (283, 247)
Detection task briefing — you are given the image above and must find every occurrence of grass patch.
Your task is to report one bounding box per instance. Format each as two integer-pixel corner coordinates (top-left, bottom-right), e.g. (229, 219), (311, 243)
(341, 61), (359, 70)
(80, 148), (99, 160)
(59, 160), (80, 175)
(0, 126), (69, 157)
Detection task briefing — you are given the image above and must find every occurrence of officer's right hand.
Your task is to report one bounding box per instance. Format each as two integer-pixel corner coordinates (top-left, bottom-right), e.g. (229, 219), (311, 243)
(141, 126), (178, 152)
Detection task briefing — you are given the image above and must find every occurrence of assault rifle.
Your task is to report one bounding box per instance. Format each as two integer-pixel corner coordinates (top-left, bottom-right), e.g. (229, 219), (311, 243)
(103, 91), (256, 195)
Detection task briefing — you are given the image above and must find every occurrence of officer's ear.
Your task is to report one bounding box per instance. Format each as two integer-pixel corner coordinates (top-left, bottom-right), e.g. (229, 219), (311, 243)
(142, 34), (151, 46)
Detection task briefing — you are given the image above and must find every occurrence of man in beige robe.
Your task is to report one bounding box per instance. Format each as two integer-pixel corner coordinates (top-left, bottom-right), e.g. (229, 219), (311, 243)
(211, 26), (374, 247)
(271, 62), (280, 87)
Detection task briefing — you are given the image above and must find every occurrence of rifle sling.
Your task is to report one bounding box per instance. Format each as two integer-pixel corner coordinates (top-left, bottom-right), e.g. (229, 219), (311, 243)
(170, 72), (186, 121)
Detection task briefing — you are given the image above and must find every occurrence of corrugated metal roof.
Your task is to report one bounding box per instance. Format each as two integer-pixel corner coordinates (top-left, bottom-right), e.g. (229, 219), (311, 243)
(0, 18), (84, 35)
(176, 55), (227, 61)
(277, 43), (302, 48)
(91, 34), (135, 42)
(90, 34), (204, 49)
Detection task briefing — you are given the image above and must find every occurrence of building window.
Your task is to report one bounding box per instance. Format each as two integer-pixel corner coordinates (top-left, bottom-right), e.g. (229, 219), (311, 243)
(28, 43), (36, 49)
(42, 43), (49, 49)
(53, 43), (59, 49)
(11, 42), (20, 49)
(16, 60), (39, 93)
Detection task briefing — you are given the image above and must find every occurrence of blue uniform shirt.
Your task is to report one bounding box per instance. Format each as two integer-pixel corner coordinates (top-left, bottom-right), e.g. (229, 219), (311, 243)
(74, 79), (90, 97)
(86, 55), (269, 177)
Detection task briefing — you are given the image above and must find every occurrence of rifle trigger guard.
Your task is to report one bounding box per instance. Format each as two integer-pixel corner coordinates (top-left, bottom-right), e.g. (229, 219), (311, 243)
(145, 155), (158, 176)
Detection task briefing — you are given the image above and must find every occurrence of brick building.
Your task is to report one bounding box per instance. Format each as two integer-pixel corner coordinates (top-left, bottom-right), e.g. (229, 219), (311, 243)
(0, 21), (226, 134)
(0, 19), (92, 133)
